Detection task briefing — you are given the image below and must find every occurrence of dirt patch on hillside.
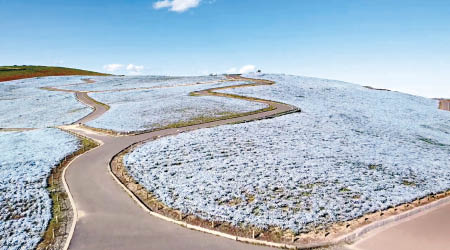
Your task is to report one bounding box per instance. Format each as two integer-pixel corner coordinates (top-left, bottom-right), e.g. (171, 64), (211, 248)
(438, 99), (450, 111)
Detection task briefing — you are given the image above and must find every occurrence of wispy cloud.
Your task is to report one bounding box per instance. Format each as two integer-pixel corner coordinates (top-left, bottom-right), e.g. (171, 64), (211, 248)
(153, 0), (201, 13)
(103, 64), (124, 72)
(225, 65), (257, 74)
(126, 64), (145, 75)
(103, 63), (145, 75)
(239, 65), (256, 74)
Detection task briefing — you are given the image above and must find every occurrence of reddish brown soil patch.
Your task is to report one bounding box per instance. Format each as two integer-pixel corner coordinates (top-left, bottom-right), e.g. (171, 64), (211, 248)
(438, 99), (450, 111)
(0, 66), (108, 82)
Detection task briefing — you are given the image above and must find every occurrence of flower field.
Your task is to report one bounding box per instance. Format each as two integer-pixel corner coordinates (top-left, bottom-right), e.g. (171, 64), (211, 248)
(124, 74), (450, 233)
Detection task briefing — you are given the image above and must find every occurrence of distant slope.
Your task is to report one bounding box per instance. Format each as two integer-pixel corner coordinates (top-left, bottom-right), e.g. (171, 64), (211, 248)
(0, 65), (109, 82)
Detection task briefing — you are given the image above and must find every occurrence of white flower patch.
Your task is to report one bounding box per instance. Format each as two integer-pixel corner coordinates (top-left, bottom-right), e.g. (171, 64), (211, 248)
(125, 74), (450, 233)
(56, 75), (227, 92)
(0, 129), (80, 249)
(86, 79), (267, 132)
(0, 76), (92, 128)
(4, 76), (88, 88)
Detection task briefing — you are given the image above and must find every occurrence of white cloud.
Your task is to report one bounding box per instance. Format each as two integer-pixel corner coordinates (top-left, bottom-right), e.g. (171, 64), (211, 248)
(126, 64), (145, 75)
(103, 64), (124, 72)
(126, 64), (144, 72)
(103, 64), (144, 75)
(153, 0), (201, 12)
(225, 65), (257, 74)
(239, 65), (256, 74)
(153, 0), (172, 9)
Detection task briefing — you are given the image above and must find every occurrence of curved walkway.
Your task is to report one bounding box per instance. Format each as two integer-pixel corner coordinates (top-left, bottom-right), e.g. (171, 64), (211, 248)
(59, 76), (298, 250)
(51, 75), (450, 250)
(351, 201), (450, 250)
(62, 129), (276, 250)
(73, 92), (109, 124)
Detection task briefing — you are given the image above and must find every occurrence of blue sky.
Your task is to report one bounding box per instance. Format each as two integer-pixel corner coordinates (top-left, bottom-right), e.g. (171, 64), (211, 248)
(1, 0), (449, 98)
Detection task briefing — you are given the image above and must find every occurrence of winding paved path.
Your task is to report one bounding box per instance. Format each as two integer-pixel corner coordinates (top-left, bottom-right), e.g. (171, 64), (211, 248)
(61, 76), (297, 250)
(73, 92), (109, 124)
(53, 75), (449, 250)
(350, 202), (450, 250)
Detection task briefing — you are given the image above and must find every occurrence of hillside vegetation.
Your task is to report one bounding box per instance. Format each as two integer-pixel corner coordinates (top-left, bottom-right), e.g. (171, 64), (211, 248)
(0, 65), (108, 82)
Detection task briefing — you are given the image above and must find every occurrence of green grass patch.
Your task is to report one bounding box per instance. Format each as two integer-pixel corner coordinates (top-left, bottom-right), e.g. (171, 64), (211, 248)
(37, 135), (99, 250)
(219, 197), (242, 206)
(301, 191), (312, 197)
(368, 164), (381, 170)
(251, 206), (261, 215)
(67, 107), (86, 113)
(81, 137), (97, 150)
(352, 194), (361, 200)
(339, 187), (351, 192)
(402, 180), (416, 186)
(418, 136), (447, 147)
(157, 106), (275, 130)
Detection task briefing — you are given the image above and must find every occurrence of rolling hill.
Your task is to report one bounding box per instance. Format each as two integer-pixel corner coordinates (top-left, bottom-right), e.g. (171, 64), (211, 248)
(0, 65), (109, 82)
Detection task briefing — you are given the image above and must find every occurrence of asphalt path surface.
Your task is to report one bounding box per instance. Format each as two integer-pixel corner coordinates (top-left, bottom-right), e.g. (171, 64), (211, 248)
(351, 202), (450, 250)
(62, 76), (296, 250)
(51, 75), (449, 250)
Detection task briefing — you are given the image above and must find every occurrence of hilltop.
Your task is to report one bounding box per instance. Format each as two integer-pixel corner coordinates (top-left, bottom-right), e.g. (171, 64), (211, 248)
(0, 65), (109, 82)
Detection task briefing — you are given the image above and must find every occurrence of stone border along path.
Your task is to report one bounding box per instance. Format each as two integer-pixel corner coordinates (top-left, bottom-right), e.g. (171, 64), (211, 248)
(108, 77), (450, 248)
(49, 75), (299, 250)
(36, 131), (100, 250)
(350, 196), (450, 250)
(73, 76), (289, 136)
(35, 75), (449, 250)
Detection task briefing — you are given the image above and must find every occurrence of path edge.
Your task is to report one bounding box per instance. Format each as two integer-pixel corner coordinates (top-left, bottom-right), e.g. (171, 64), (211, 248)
(53, 75), (450, 249)
(340, 194), (450, 245)
(107, 152), (301, 249)
(61, 134), (104, 250)
(108, 150), (450, 250)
